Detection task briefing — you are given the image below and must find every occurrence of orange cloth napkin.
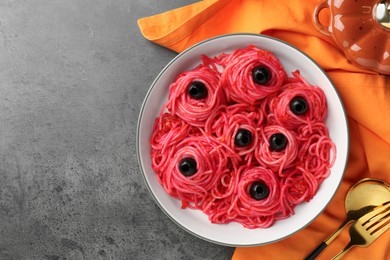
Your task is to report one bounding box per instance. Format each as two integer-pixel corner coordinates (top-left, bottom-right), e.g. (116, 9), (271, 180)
(138, 0), (390, 259)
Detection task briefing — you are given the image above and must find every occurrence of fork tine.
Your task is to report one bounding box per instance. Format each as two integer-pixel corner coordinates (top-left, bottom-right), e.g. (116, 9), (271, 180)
(359, 200), (390, 224)
(367, 212), (390, 237)
(364, 207), (390, 230)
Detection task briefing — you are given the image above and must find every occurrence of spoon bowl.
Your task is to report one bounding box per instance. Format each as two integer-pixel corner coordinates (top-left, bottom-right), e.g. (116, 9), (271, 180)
(345, 178), (390, 214)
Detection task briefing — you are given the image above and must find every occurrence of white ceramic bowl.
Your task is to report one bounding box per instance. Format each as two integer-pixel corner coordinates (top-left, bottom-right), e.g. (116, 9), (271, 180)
(137, 33), (349, 246)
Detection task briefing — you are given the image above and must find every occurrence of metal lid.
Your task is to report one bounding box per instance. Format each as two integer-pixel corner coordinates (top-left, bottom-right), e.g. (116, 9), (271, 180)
(375, 1), (390, 29)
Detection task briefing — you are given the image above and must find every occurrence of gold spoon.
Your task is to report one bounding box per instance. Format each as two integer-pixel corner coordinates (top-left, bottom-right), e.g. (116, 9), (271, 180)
(305, 178), (390, 260)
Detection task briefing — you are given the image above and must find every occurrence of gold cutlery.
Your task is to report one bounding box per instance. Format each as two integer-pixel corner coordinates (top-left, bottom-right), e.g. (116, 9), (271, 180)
(331, 200), (390, 259)
(305, 178), (390, 260)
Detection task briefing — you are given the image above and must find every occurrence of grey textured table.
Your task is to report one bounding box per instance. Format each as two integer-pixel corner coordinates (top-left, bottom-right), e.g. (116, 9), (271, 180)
(0, 1), (235, 259)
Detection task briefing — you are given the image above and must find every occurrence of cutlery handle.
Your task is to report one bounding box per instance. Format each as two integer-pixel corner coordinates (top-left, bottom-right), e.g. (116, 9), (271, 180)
(304, 220), (350, 260)
(304, 242), (327, 260)
(331, 242), (354, 260)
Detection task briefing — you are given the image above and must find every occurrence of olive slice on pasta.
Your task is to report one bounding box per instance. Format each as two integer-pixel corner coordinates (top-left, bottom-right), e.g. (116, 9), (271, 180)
(187, 81), (208, 100)
(178, 157), (197, 177)
(290, 96), (308, 115)
(249, 181), (270, 200)
(269, 133), (288, 151)
(252, 66), (271, 85)
(234, 128), (252, 147)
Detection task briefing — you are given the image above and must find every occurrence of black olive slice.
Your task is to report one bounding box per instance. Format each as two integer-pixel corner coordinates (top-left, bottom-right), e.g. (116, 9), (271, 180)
(234, 128), (252, 147)
(252, 66), (271, 85)
(290, 96), (308, 115)
(178, 157), (197, 177)
(249, 181), (269, 200)
(187, 81), (208, 100)
(269, 133), (288, 151)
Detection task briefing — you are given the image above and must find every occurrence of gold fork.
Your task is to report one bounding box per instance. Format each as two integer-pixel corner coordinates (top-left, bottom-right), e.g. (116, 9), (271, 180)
(332, 200), (390, 260)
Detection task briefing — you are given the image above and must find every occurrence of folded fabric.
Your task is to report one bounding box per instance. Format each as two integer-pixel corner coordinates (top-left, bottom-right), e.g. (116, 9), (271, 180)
(138, 1), (390, 259)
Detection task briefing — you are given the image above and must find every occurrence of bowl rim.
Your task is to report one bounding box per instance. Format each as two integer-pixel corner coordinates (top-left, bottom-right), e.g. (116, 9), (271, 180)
(136, 33), (350, 247)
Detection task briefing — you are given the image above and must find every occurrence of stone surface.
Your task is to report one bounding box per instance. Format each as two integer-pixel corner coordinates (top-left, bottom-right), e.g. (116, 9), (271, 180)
(0, 1), (234, 259)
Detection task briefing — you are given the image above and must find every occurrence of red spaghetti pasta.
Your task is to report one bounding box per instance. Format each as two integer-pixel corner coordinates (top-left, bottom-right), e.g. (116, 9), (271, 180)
(149, 45), (336, 229)
(270, 70), (327, 129)
(233, 166), (281, 228)
(205, 103), (263, 166)
(150, 113), (193, 175)
(158, 135), (237, 209)
(220, 45), (287, 105)
(297, 123), (336, 182)
(280, 166), (320, 216)
(166, 64), (226, 127)
(255, 124), (299, 176)
(202, 170), (240, 225)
